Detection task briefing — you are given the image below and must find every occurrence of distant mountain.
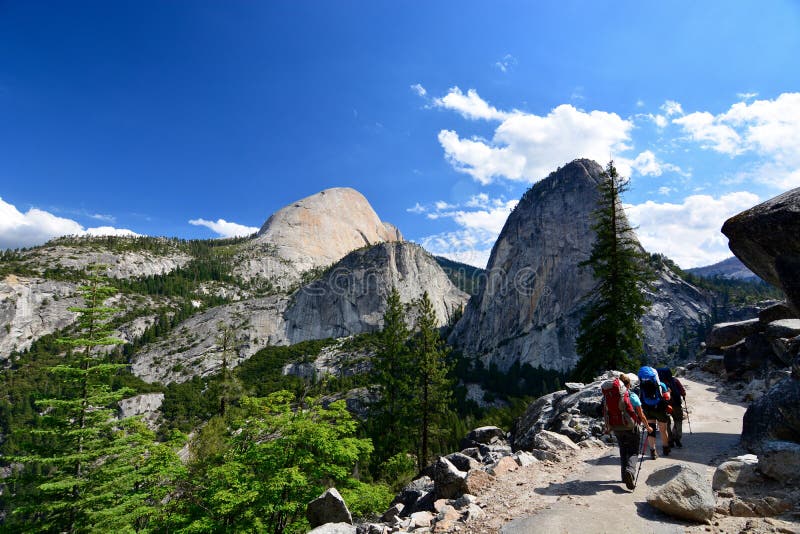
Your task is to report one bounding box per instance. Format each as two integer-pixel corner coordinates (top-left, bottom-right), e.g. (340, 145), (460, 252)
(686, 256), (758, 280)
(434, 256), (486, 296)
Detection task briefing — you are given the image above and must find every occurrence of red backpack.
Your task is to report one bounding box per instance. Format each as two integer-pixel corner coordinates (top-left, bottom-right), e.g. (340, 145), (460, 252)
(601, 378), (637, 431)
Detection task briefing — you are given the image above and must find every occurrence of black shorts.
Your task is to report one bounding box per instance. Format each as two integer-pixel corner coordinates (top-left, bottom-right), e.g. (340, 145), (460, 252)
(642, 401), (670, 423)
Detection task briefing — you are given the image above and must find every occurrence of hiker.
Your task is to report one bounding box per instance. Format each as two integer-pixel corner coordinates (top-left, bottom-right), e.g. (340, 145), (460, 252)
(667, 373), (687, 447)
(602, 373), (650, 490)
(638, 365), (671, 458)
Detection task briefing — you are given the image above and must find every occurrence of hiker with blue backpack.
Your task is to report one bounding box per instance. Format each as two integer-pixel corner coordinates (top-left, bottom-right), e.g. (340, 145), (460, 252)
(601, 373), (651, 490)
(638, 365), (672, 458)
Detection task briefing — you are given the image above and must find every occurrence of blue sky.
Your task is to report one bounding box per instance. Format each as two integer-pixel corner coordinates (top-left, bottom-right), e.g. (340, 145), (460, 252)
(1, 1), (799, 268)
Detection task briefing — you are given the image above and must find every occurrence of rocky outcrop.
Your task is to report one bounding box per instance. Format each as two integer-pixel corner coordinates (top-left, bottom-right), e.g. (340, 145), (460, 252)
(686, 256), (758, 280)
(131, 295), (290, 384)
(0, 275), (79, 358)
(285, 242), (467, 344)
(722, 187), (800, 316)
(450, 159), (712, 374)
(253, 187), (402, 274)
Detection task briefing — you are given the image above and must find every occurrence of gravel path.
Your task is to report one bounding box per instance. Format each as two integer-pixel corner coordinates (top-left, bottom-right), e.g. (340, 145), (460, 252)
(461, 372), (799, 534)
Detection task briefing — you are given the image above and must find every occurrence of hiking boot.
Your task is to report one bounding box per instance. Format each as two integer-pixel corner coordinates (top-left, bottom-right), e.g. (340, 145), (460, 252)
(650, 448), (657, 460)
(675, 439), (683, 448)
(668, 439), (675, 448)
(663, 445), (671, 456)
(623, 470), (636, 490)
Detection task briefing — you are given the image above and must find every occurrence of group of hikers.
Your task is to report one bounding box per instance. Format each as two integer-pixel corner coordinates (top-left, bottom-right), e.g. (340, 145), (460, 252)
(601, 366), (688, 490)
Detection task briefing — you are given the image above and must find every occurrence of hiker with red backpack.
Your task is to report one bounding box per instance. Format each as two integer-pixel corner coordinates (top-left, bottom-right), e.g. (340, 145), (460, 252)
(638, 365), (671, 458)
(601, 373), (651, 490)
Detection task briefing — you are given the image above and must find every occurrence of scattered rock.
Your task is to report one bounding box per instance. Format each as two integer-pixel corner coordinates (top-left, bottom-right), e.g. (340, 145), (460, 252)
(308, 523), (357, 534)
(461, 426), (507, 449)
(512, 451), (539, 467)
(307, 488), (352, 528)
(564, 382), (584, 393)
(444, 452), (482, 473)
(533, 430), (580, 453)
(433, 457), (468, 499)
(409, 511), (434, 528)
(488, 456), (518, 477)
(647, 465), (715, 523)
(463, 469), (494, 495)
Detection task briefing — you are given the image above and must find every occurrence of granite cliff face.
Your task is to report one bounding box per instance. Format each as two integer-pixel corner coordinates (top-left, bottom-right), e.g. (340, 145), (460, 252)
(285, 242), (467, 344)
(449, 159), (712, 373)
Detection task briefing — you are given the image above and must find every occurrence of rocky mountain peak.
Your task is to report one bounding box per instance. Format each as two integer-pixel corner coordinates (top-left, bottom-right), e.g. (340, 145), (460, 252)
(450, 158), (711, 373)
(254, 187), (402, 272)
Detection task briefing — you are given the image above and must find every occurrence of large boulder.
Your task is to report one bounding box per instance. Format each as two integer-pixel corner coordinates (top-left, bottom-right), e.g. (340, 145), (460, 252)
(706, 319), (762, 349)
(532, 430), (580, 453)
(646, 465), (715, 523)
(759, 302), (796, 324)
(757, 440), (800, 484)
(765, 319), (800, 340)
(308, 523), (357, 534)
(741, 376), (800, 450)
(723, 334), (774, 378)
(432, 457), (468, 499)
(712, 455), (762, 491)
(307, 488), (353, 528)
(722, 187), (800, 316)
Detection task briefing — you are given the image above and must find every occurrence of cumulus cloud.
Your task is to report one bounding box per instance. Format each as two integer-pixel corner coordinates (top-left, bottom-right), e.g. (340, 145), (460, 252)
(619, 150), (686, 178)
(433, 89), (635, 184)
(625, 191), (760, 268)
(406, 202), (426, 214)
(188, 218), (259, 238)
(673, 92), (800, 188)
(412, 194), (517, 268)
(0, 197), (138, 249)
(433, 87), (510, 121)
(661, 100), (684, 117)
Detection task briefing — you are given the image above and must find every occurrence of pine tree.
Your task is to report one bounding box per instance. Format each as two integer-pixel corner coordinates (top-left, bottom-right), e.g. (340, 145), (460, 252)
(574, 161), (654, 381)
(369, 288), (412, 462)
(409, 292), (453, 469)
(8, 266), (182, 532)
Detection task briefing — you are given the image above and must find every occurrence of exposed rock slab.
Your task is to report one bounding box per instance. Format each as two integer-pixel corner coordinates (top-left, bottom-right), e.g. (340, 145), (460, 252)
(707, 319), (762, 349)
(757, 440), (800, 484)
(254, 187), (402, 274)
(722, 187), (800, 316)
(0, 275), (79, 358)
(285, 242), (467, 344)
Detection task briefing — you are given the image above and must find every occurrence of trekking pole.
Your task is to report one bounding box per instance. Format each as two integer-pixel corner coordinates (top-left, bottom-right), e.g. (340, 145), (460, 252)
(634, 425), (647, 488)
(684, 397), (692, 434)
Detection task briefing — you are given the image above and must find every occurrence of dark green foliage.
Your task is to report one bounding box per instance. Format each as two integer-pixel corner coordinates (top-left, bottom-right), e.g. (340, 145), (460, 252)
(409, 292), (454, 468)
(369, 288), (413, 462)
(575, 162), (655, 381)
(3, 268), (182, 532)
(164, 392), (375, 534)
(434, 256), (487, 296)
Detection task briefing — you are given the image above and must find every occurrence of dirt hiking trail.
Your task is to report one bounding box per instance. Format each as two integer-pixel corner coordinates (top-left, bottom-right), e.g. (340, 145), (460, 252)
(463, 373), (797, 534)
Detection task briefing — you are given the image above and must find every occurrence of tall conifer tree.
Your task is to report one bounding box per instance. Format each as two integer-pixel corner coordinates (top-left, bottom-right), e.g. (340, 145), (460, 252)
(574, 162), (654, 381)
(8, 266), (181, 532)
(410, 292), (452, 468)
(370, 288), (412, 461)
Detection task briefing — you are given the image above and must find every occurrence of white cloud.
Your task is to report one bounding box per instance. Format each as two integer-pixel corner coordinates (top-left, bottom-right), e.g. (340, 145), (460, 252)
(434, 89), (634, 184)
(407, 202), (426, 214)
(625, 191), (760, 268)
(658, 186), (673, 195)
(188, 218), (258, 238)
(412, 195), (517, 268)
(673, 92), (800, 188)
(737, 92), (758, 100)
(620, 150), (685, 178)
(433, 87), (510, 121)
(661, 100), (684, 117)
(0, 197), (138, 249)
(410, 83), (427, 97)
(495, 54), (517, 73)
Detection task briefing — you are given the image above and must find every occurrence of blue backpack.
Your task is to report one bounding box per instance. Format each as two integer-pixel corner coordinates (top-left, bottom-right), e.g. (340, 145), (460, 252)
(638, 366), (663, 407)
